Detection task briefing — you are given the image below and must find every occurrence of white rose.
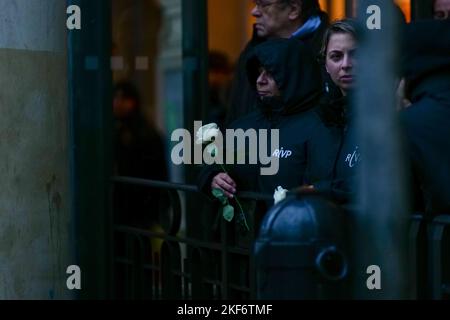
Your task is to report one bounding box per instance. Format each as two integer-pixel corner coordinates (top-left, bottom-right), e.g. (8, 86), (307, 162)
(195, 123), (219, 145)
(273, 186), (288, 205)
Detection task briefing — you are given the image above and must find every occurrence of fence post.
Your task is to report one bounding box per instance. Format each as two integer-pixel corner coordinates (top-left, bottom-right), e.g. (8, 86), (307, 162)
(353, 1), (411, 299)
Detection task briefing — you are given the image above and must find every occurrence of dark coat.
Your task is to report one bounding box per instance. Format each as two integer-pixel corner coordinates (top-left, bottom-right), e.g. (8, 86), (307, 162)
(400, 20), (450, 215)
(114, 114), (168, 227)
(308, 95), (359, 204)
(198, 38), (335, 204)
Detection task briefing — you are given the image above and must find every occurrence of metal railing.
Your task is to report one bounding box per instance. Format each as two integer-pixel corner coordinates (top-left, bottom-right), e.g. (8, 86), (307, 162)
(111, 176), (272, 300)
(110, 176), (450, 300)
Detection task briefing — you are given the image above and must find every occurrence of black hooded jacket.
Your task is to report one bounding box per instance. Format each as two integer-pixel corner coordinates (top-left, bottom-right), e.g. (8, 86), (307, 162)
(400, 20), (450, 215)
(225, 12), (330, 125)
(197, 38), (336, 203)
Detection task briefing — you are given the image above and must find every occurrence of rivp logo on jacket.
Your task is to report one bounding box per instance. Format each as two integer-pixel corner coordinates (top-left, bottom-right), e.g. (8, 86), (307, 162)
(345, 146), (361, 168)
(272, 148), (293, 159)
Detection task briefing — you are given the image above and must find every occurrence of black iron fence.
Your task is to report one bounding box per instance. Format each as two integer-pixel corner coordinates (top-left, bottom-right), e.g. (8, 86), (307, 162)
(111, 176), (273, 300)
(111, 177), (450, 300)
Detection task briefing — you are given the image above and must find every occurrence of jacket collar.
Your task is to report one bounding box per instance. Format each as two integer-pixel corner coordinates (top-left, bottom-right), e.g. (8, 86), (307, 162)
(291, 15), (322, 39)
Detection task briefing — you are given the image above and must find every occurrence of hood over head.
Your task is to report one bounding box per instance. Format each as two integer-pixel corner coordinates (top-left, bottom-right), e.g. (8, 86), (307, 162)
(246, 38), (322, 115)
(402, 20), (450, 98)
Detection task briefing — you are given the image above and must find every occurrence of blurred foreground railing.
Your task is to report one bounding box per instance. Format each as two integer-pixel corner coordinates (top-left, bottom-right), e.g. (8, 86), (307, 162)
(111, 176), (450, 300)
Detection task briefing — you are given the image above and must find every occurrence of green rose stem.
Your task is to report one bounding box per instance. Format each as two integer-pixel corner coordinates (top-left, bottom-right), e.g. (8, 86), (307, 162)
(219, 163), (250, 231)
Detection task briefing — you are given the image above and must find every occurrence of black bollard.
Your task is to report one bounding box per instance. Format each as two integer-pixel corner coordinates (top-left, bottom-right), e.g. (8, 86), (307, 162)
(254, 195), (350, 300)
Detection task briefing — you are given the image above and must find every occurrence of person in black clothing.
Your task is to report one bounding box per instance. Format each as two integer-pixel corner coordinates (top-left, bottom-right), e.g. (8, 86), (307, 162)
(198, 38), (333, 207)
(113, 81), (168, 228)
(400, 20), (450, 215)
(206, 51), (233, 131)
(226, 0), (332, 126)
(299, 19), (360, 203)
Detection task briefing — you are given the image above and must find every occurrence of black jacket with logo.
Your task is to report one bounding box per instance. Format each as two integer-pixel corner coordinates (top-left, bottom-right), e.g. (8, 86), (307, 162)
(197, 38), (337, 202)
(308, 95), (359, 204)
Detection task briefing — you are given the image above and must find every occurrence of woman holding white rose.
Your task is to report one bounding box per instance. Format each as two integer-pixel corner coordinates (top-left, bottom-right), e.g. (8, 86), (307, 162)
(197, 38), (339, 208)
(196, 123), (238, 199)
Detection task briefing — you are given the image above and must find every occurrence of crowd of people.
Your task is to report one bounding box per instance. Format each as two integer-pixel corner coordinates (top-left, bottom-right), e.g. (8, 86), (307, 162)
(198, 0), (450, 217)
